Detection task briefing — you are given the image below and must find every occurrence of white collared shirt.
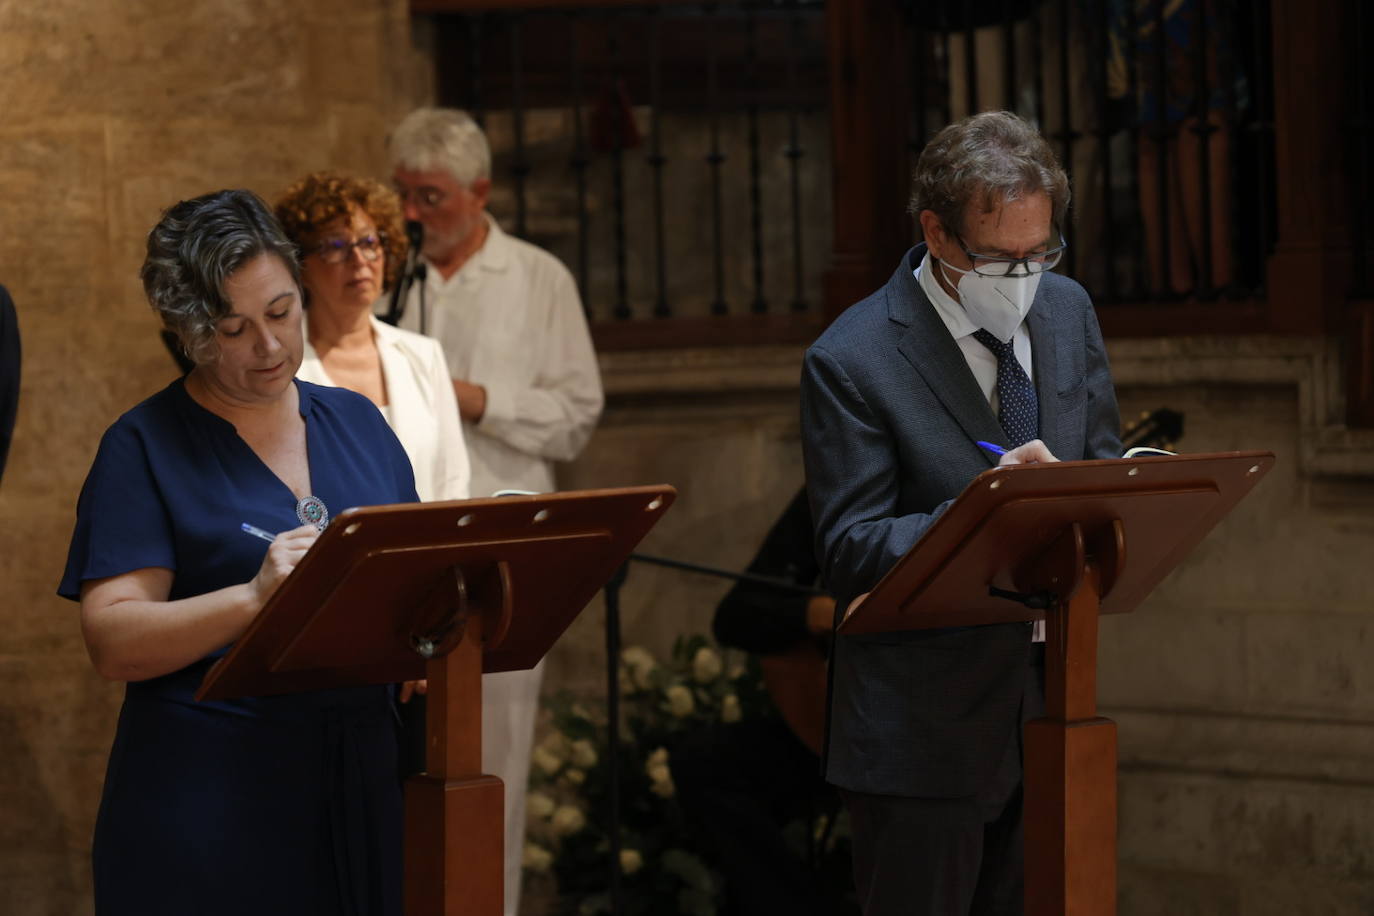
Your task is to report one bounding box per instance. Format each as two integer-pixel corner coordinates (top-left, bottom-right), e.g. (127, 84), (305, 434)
(396, 214), (604, 497)
(297, 315), (471, 503)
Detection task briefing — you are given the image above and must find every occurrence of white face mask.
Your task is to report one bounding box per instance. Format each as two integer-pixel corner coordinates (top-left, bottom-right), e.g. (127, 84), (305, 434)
(940, 260), (1041, 344)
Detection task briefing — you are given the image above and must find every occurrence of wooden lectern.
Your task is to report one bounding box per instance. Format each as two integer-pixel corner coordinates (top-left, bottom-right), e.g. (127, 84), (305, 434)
(196, 485), (677, 916)
(839, 451), (1273, 916)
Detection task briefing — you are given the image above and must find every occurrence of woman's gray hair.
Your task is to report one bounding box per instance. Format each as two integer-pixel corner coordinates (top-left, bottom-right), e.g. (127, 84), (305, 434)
(910, 110), (1070, 238)
(141, 189), (300, 365)
(388, 107), (491, 186)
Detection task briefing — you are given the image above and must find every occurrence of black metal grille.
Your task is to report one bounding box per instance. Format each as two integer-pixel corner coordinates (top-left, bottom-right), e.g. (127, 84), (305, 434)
(432, 3), (829, 325)
(431, 0), (1283, 325)
(1351, 0), (1374, 298)
(903, 0), (1277, 305)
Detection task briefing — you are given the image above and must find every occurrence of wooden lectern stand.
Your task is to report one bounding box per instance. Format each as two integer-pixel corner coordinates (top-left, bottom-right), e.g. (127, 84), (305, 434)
(839, 451), (1274, 916)
(195, 485), (677, 916)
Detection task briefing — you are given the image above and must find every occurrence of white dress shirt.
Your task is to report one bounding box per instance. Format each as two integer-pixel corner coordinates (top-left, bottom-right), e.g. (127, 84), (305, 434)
(916, 253), (1044, 642)
(297, 315), (471, 502)
(397, 214), (604, 497)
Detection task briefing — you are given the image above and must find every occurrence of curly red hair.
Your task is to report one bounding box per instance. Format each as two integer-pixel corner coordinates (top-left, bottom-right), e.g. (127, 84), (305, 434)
(274, 171), (408, 291)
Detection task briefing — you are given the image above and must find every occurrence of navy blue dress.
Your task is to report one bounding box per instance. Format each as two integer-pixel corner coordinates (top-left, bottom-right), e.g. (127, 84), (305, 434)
(59, 379), (419, 916)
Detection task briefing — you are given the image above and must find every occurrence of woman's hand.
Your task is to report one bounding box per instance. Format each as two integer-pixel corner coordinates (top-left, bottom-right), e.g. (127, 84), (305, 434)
(249, 524), (320, 608)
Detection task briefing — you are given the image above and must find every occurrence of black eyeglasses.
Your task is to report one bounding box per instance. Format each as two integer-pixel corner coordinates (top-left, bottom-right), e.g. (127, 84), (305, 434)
(953, 230), (1067, 278)
(311, 234), (384, 265)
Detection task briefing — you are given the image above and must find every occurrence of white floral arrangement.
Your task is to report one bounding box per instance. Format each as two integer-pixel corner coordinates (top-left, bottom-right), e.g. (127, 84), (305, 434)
(523, 635), (775, 916)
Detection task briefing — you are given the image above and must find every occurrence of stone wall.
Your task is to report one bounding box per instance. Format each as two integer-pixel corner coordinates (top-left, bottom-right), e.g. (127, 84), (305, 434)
(0, 3), (431, 913)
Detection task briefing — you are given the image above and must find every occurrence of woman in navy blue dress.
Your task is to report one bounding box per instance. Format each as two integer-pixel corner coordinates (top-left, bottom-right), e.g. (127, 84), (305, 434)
(59, 190), (417, 915)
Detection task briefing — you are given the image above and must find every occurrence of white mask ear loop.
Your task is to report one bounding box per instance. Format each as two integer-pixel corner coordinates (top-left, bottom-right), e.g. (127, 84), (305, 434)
(938, 258), (970, 299)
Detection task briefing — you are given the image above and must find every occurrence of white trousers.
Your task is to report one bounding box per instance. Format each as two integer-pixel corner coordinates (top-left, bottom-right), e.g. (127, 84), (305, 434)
(482, 659), (544, 916)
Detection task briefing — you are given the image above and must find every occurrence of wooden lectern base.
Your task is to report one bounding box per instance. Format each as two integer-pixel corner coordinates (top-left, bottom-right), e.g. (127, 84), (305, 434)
(405, 775), (504, 915)
(1023, 558), (1118, 916)
(405, 600), (504, 916)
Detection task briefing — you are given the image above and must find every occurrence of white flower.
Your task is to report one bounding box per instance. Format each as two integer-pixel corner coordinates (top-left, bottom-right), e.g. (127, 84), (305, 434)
(552, 804), (587, 836)
(720, 693), (741, 723)
(727, 662), (746, 680)
(620, 848), (644, 875)
(622, 645), (656, 669)
(522, 842), (554, 872)
(539, 731), (570, 757)
(648, 763), (676, 798)
(562, 767), (587, 786)
(621, 645), (659, 690)
(665, 684), (695, 717)
(570, 738), (598, 769)
(527, 792), (556, 820)
(644, 747), (676, 798)
(692, 646), (723, 683)
(531, 746), (563, 777)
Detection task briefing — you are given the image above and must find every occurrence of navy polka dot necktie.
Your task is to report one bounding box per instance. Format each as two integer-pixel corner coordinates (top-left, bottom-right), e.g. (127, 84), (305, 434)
(972, 328), (1039, 448)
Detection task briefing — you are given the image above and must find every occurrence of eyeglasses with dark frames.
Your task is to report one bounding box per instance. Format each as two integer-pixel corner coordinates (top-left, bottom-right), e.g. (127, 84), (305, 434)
(952, 229), (1068, 278)
(312, 234), (384, 265)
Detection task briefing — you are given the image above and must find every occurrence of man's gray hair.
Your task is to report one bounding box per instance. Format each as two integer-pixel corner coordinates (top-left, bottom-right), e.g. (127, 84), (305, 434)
(141, 189), (300, 365)
(388, 108), (491, 186)
(910, 110), (1070, 238)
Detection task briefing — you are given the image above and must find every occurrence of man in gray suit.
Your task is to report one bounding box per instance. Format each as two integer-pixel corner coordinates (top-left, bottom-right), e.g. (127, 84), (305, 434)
(800, 111), (1122, 915)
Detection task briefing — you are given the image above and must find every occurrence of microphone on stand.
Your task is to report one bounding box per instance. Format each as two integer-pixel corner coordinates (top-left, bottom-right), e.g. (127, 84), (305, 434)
(413, 260), (429, 336)
(382, 220), (425, 327)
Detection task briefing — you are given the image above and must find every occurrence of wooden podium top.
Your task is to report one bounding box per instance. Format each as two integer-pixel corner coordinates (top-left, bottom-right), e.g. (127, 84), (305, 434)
(197, 485), (676, 701)
(839, 451), (1274, 635)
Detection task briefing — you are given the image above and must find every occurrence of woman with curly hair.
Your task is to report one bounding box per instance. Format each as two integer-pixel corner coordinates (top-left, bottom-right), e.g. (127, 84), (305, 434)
(275, 171), (469, 505)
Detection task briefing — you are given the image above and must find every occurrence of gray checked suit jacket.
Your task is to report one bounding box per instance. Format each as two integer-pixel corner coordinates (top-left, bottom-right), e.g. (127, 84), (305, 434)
(800, 245), (1122, 799)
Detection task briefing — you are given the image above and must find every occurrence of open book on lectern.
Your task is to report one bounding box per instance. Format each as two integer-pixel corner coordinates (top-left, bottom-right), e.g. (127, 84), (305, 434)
(838, 450), (1274, 636)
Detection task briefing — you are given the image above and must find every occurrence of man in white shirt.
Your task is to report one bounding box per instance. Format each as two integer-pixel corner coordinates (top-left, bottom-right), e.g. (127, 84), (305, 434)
(388, 107), (604, 915)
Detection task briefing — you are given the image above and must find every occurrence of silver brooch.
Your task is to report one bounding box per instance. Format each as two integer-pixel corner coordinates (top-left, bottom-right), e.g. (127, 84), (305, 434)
(296, 495), (329, 531)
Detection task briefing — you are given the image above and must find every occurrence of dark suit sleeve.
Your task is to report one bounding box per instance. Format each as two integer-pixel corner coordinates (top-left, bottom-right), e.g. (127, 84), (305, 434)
(800, 344), (952, 615)
(1081, 299), (1122, 460)
(0, 286), (19, 482)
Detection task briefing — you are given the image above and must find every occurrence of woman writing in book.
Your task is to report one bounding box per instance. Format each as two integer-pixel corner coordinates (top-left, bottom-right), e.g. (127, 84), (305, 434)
(60, 189), (416, 915)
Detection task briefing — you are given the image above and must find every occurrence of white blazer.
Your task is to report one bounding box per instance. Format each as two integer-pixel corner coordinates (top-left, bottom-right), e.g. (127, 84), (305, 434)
(297, 315), (471, 502)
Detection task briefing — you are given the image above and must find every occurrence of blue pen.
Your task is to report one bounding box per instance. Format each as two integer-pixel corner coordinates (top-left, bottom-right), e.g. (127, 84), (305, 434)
(240, 522), (277, 543)
(976, 440), (1007, 456)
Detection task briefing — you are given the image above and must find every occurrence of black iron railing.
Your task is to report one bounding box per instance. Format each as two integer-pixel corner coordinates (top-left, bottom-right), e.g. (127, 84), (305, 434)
(902, 0), (1276, 305)
(431, 2), (829, 331)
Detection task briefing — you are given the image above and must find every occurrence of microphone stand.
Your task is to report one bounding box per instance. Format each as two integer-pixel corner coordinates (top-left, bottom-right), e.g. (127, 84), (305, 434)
(382, 220), (425, 327)
(414, 263), (428, 336)
(599, 552), (825, 916)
